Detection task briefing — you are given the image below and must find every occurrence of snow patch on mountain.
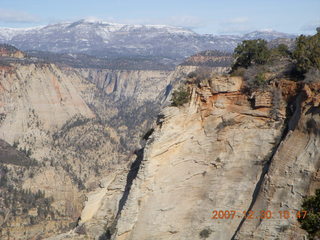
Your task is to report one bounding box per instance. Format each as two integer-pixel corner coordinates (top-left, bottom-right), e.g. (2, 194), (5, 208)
(0, 20), (296, 60)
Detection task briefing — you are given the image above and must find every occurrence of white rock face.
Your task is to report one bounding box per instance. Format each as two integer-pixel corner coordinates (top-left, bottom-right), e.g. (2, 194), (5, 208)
(0, 64), (94, 142)
(235, 90), (320, 240)
(112, 78), (286, 240)
(109, 80), (320, 240)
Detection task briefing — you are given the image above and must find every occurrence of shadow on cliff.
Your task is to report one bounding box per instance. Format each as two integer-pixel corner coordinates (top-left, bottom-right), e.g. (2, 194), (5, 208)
(98, 148), (144, 240)
(118, 148), (144, 214)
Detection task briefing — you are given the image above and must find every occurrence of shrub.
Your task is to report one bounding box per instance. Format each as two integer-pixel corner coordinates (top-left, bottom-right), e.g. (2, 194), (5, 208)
(232, 39), (271, 70)
(187, 67), (212, 85)
(171, 87), (190, 107)
(298, 189), (320, 239)
(12, 140), (19, 148)
(187, 71), (197, 79)
(75, 224), (86, 235)
(255, 72), (267, 85)
(243, 66), (268, 90)
(199, 228), (212, 239)
(269, 44), (291, 62)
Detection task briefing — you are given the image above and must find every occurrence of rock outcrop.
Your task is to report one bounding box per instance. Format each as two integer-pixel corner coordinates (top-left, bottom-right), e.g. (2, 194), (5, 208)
(108, 77), (319, 240)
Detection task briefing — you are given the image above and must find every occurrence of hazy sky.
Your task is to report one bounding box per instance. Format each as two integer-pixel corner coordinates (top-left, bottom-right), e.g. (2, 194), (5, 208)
(0, 0), (319, 35)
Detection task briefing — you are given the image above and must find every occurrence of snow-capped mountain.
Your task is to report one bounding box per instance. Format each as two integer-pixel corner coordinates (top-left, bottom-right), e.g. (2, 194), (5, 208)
(0, 19), (296, 60)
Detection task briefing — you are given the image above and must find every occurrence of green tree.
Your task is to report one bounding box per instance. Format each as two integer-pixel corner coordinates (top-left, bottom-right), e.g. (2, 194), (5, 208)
(232, 39), (270, 70)
(298, 189), (320, 239)
(292, 31), (320, 74)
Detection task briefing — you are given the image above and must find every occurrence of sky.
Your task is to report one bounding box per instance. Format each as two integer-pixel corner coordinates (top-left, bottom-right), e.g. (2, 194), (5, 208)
(0, 0), (319, 35)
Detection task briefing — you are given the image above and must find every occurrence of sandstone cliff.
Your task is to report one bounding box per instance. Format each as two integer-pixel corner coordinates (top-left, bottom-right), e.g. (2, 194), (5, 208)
(106, 77), (319, 240)
(235, 83), (320, 240)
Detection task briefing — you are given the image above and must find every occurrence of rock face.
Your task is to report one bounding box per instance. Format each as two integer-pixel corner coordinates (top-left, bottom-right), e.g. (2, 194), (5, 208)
(235, 83), (320, 240)
(109, 78), (319, 240)
(73, 68), (172, 102)
(111, 77), (282, 239)
(0, 63), (95, 143)
(209, 75), (243, 93)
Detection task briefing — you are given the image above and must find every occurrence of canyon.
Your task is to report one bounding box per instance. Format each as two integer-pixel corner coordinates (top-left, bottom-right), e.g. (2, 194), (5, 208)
(0, 45), (229, 239)
(0, 32), (319, 240)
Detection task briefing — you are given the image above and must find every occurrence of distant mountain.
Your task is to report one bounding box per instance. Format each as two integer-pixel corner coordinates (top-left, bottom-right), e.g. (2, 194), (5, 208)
(242, 30), (296, 41)
(0, 19), (296, 62)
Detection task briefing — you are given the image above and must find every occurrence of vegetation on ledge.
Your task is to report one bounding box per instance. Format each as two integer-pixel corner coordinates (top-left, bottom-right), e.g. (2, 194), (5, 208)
(171, 86), (190, 107)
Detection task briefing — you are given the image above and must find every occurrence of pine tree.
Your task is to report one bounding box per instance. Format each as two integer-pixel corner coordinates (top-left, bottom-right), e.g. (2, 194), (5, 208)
(232, 39), (270, 70)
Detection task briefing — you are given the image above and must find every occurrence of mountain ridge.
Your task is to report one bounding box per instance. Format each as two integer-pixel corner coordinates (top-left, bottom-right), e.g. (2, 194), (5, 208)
(0, 19), (296, 62)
